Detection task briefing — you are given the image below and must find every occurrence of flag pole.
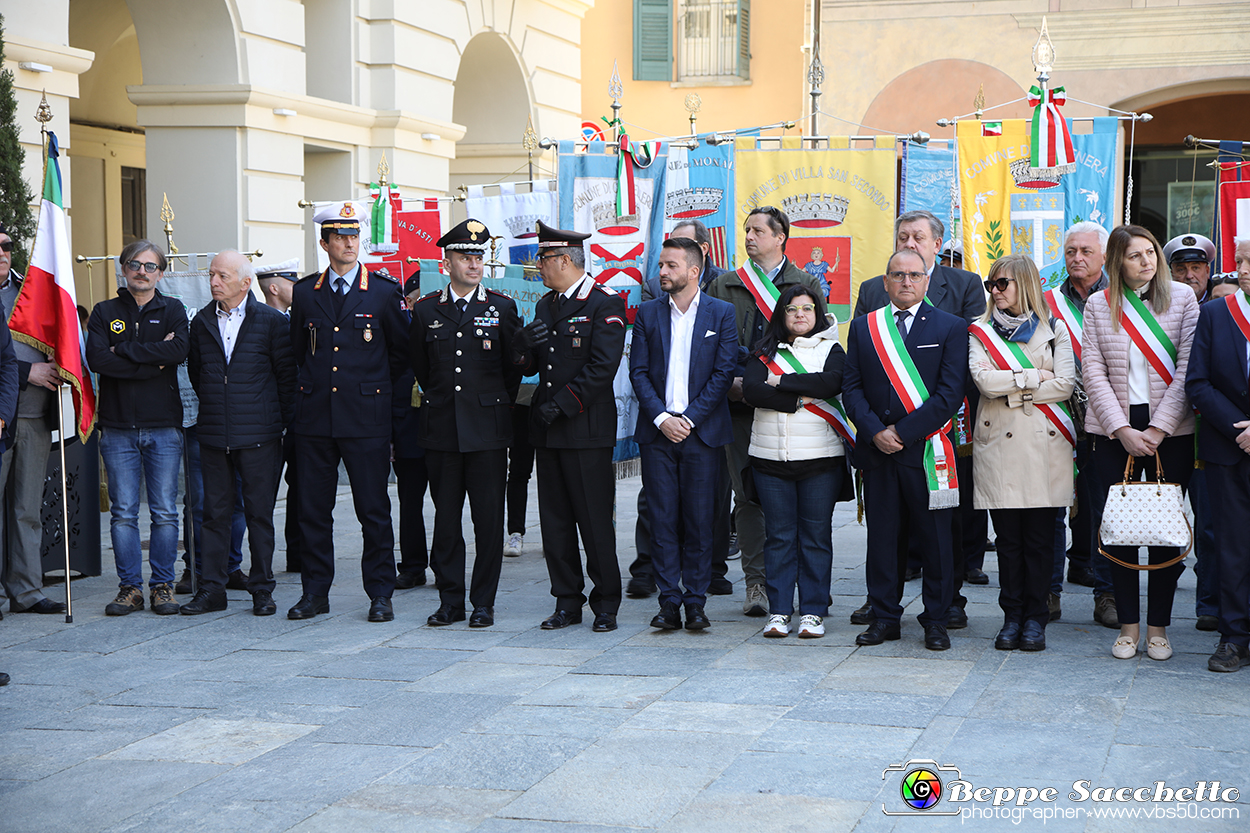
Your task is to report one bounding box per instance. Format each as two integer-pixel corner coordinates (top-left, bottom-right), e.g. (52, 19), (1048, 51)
(33, 93), (73, 624)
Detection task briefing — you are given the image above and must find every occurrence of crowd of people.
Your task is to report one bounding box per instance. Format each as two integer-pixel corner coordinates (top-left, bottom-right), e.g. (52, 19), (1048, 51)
(1, 201), (1248, 688)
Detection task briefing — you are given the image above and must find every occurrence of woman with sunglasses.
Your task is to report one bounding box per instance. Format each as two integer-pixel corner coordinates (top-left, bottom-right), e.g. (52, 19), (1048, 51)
(743, 285), (847, 638)
(1083, 225), (1200, 660)
(969, 255), (1075, 652)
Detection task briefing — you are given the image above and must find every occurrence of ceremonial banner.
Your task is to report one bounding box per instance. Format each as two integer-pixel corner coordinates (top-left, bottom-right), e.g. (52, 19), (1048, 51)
(901, 139), (959, 246)
(1215, 142), (1250, 275)
(957, 117), (1117, 287)
(314, 198), (442, 281)
(465, 181), (557, 270)
(664, 136), (736, 269)
(734, 137), (897, 325)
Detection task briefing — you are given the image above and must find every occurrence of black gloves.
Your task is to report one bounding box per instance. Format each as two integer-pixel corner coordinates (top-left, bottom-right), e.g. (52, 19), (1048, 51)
(536, 401), (561, 426)
(514, 319), (550, 354)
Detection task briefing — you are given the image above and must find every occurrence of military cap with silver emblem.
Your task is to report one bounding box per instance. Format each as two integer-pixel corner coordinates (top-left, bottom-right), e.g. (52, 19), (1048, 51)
(1163, 233), (1215, 265)
(254, 257), (302, 282)
(437, 218), (491, 255)
(535, 219), (591, 250)
(313, 201), (364, 235)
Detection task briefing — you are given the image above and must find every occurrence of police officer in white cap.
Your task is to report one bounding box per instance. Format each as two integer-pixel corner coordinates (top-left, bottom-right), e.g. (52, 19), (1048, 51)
(1164, 233), (1216, 303)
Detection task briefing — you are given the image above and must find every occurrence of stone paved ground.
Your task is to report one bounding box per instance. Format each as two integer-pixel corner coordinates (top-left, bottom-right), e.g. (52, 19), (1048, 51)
(0, 475), (1246, 832)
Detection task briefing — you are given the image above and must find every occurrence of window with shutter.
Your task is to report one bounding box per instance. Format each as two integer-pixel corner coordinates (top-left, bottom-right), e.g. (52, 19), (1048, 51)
(675, 0), (750, 81)
(634, 0), (674, 82)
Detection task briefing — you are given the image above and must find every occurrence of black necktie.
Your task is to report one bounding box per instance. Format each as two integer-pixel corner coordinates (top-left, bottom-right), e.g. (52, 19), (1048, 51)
(332, 276), (347, 314)
(551, 294), (562, 320)
(455, 298), (468, 318)
(895, 309), (911, 339)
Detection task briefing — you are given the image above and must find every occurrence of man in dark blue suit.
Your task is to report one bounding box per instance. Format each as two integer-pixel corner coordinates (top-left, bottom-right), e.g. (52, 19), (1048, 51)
(1186, 239), (1250, 672)
(630, 237), (738, 630)
(842, 249), (968, 650)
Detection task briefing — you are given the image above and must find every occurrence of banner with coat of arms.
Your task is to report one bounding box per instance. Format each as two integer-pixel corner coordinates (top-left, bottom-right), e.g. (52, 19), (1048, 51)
(733, 136), (898, 326)
(956, 117), (1117, 287)
(901, 139), (959, 247)
(664, 135), (736, 270)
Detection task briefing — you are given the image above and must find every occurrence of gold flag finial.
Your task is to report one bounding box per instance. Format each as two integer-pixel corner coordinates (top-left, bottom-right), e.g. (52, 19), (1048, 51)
(160, 193), (178, 255)
(973, 84), (985, 120)
(522, 116), (538, 152)
(377, 151), (390, 188)
(35, 90), (53, 126)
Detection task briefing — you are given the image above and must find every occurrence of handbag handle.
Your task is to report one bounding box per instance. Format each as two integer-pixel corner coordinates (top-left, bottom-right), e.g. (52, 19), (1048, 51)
(1098, 513), (1193, 571)
(1120, 451), (1167, 486)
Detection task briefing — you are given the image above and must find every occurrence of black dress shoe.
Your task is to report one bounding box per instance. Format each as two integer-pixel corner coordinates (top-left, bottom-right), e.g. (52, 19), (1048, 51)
(226, 569), (249, 591)
(427, 603), (466, 626)
(1019, 620), (1046, 651)
(964, 567), (989, 585)
(395, 570), (427, 589)
(592, 612), (618, 632)
(287, 594), (330, 620)
(626, 576), (656, 598)
(541, 608), (583, 629)
(368, 597), (394, 622)
(469, 606), (494, 628)
(16, 597), (67, 615)
(252, 590), (277, 616)
(175, 568), (195, 595)
(856, 620), (901, 645)
(995, 621), (1022, 650)
(180, 589), (227, 615)
(707, 577), (734, 596)
(946, 605), (968, 630)
(650, 601), (681, 630)
(684, 604), (710, 631)
(924, 623), (951, 651)
(0, 671), (8, 686)
(1067, 563), (1096, 588)
(905, 566), (922, 581)
(850, 599), (876, 625)
(1196, 615), (1220, 632)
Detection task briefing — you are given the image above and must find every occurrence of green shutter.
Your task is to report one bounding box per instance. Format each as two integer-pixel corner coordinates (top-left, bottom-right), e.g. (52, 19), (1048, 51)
(736, 0), (751, 80)
(634, 0), (672, 82)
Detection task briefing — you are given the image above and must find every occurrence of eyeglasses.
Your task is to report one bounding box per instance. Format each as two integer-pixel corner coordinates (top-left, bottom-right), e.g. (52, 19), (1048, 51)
(537, 252), (564, 262)
(0, 241), (12, 253)
(886, 271), (926, 283)
(125, 260), (161, 274)
(984, 277), (1017, 292)
(784, 303), (816, 314)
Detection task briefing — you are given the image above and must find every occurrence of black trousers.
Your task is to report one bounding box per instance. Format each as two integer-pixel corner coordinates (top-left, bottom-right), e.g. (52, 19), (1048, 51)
(1207, 456), (1250, 647)
(393, 455), (429, 575)
(864, 457), (954, 627)
(507, 405), (536, 534)
(1090, 405), (1193, 627)
(990, 506), (1059, 627)
(282, 431), (302, 572)
(536, 446), (621, 615)
(295, 434), (396, 599)
(425, 448), (506, 610)
(902, 453), (973, 609)
(200, 439), (283, 595)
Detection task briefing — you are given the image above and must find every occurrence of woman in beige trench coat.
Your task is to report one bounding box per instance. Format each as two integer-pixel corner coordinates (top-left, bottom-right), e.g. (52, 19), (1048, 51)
(970, 254), (1076, 652)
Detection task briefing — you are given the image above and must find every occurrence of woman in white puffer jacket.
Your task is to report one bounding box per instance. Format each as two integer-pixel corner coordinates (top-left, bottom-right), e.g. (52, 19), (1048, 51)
(743, 285), (847, 640)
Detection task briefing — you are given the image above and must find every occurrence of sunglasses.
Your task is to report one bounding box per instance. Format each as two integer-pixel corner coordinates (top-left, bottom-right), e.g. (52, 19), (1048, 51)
(784, 303), (816, 314)
(0, 240), (12, 253)
(984, 277), (1017, 292)
(125, 260), (161, 274)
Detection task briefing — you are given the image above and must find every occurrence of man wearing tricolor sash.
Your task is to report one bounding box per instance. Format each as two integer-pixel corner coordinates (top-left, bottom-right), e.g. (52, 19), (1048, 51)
(843, 249), (968, 651)
(1187, 238), (1250, 673)
(706, 206), (823, 617)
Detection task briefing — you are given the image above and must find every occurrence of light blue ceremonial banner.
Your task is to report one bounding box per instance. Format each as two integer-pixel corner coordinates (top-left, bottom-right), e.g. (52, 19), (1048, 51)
(1036, 117), (1118, 289)
(901, 139), (958, 244)
(664, 135), (736, 270)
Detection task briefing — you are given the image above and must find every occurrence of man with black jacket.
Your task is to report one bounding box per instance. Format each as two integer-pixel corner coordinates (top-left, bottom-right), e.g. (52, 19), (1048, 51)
(181, 250), (296, 616)
(87, 240), (190, 617)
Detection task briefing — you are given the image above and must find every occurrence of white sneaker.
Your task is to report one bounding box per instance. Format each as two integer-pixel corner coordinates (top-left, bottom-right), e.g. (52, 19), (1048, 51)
(797, 614), (825, 638)
(504, 532), (524, 557)
(763, 614), (790, 637)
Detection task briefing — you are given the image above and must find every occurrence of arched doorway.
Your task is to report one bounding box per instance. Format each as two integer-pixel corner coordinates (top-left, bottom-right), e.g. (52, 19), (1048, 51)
(861, 60), (1031, 136)
(449, 32), (537, 193)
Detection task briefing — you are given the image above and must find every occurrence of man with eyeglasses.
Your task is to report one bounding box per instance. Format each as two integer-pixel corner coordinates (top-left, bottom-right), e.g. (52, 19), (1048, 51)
(86, 240), (190, 617)
(0, 223), (29, 619)
(707, 206), (823, 617)
(286, 203), (410, 623)
(843, 249), (968, 651)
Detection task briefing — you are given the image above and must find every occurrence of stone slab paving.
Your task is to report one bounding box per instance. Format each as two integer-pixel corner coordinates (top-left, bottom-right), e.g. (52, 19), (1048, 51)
(0, 475), (1246, 831)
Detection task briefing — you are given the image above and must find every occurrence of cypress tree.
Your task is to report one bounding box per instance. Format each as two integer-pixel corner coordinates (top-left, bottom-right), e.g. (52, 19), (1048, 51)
(0, 14), (37, 275)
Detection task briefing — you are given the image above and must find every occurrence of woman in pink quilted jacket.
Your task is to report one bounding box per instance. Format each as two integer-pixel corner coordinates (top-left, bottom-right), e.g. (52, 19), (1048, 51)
(1083, 225), (1200, 662)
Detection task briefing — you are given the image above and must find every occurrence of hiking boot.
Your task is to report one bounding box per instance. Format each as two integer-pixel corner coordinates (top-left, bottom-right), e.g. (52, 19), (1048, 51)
(150, 583), (180, 615)
(1094, 593), (1119, 629)
(105, 585), (144, 616)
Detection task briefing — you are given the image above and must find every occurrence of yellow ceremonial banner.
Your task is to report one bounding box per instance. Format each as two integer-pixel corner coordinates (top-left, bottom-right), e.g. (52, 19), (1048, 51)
(958, 118), (1066, 279)
(734, 139), (897, 326)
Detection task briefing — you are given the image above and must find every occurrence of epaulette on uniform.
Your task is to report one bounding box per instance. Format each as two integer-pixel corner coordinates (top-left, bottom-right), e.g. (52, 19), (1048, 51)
(296, 271), (321, 285)
(597, 283), (618, 296)
(417, 290), (441, 302)
(369, 269), (398, 283)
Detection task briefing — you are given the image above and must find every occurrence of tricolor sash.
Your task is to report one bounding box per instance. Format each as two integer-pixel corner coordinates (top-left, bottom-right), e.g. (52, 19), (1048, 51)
(736, 260), (782, 319)
(1116, 290), (1177, 385)
(1226, 291), (1250, 344)
(969, 322), (1077, 447)
(760, 350), (856, 448)
(1045, 288), (1084, 362)
(866, 307), (959, 508)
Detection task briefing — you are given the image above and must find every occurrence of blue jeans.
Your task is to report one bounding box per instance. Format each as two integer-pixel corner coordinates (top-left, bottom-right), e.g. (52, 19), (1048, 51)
(100, 426), (184, 588)
(754, 465), (841, 617)
(183, 425), (244, 575)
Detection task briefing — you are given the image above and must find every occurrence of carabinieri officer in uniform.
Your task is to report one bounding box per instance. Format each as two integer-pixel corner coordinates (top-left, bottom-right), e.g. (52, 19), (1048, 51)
(410, 219), (521, 628)
(513, 220), (628, 632)
(287, 202), (410, 622)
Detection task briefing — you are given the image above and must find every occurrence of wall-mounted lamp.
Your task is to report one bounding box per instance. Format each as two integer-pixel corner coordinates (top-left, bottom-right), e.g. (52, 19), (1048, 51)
(18, 62), (53, 73)
(421, 133), (441, 141)
(273, 108), (297, 117)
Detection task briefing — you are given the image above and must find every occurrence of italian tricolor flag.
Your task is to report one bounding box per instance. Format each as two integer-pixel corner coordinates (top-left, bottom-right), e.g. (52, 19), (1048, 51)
(8, 132), (96, 441)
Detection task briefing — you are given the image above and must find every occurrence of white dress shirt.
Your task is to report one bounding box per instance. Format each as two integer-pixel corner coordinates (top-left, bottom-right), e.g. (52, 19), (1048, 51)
(1127, 286), (1151, 405)
(216, 299), (247, 363)
(655, 290), (702, 429)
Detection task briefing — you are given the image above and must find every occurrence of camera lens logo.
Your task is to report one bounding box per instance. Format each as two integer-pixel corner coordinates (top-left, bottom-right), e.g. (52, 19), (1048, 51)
(900, 768), (943, 810)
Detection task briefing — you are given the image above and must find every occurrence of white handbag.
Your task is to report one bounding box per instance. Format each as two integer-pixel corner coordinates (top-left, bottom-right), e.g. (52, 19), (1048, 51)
(1098, 452), (1192, 571)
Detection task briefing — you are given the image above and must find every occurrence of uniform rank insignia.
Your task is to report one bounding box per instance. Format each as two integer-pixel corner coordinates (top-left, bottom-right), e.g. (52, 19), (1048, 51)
(429, 319), (443, 329)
